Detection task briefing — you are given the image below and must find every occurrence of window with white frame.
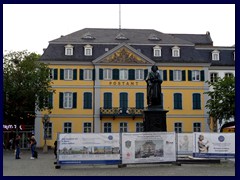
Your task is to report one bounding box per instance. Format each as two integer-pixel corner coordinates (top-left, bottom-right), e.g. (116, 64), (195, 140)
(83, 122), (92, 133)
(103, 122), (112, 133)
(49, 69), (54, 80)
(193, 122), (201, 132)
(120, 69), (128, 80)
(173, 70), (182, 81)
(64, 69), (73, 80)
(65, 44), (73, 56)
(120, 122), (128, 133)
(172, 46), (180, 57)
(104, 69), (112, 80)
(225, 73), (234, 77)
(46, 122), (52, 139)
(84, 69), (92, 80)
(136, 122), (143, 132)
(135, 69), (144, 80)
(64, 122), (72, 133)
(192, 70), (200, 81)
(210, 73), (218, 83)
(64, 92), (73, 108)
(153, 45), (161, 57)
(212, 50), (220, 60)
(174, 122), (182, 133)
(84, 44), (93, 56)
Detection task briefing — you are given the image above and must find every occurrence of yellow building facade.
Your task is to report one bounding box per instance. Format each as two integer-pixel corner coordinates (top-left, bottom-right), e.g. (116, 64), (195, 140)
(36, 28), (213, 147)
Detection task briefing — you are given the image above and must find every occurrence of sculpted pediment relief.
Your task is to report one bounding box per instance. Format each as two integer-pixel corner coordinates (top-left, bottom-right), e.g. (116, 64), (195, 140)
(99, 47), (149, 64)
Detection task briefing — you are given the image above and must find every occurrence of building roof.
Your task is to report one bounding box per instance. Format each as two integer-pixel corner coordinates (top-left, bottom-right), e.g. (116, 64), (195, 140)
(169, 32), (213, 45)
(40, 28), (234, 66)
(50, 28), (194, 45)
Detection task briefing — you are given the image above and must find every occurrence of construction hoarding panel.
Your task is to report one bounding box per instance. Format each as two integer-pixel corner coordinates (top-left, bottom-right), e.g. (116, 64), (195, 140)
(193, 133), (235, 158)
(58, 133), (121, 164)
(122, 132), (176, 164)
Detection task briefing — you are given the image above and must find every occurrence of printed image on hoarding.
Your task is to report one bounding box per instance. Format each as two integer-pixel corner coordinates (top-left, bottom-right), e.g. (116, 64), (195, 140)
(135, 140), (164, 158)
(177, 133), (193, 155)
(122, 132), (176, 164)
(193, 133), (235, 158)
(58, 133), (121, 164)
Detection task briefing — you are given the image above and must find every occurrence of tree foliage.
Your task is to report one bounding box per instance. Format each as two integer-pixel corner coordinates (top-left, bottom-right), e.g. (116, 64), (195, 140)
(204, 76), (235, 126)
(3, 50), (53, 129)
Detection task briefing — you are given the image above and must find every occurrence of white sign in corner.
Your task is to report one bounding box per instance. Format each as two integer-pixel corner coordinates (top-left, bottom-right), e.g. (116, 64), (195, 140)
(122, 132), (176, 164)
(193, 133), (235, 158)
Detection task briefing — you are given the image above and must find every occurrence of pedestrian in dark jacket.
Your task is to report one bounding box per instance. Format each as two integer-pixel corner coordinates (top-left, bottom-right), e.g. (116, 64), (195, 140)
(30, 136), (37, 159)
(15, 135), (21, 159)
(54, 140), (57, 159)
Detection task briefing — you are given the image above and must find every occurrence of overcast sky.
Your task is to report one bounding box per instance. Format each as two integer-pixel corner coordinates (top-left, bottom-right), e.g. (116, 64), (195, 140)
(3, 4), (235, 55)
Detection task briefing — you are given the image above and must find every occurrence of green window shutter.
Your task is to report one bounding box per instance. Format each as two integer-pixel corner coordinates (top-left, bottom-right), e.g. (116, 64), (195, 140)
(73, 69), (77, 80)
(60, 69), (64, 80)
(104, 93), (112, 109)
(188, 70), (192, 81)
(80, 69), (84, 80)
(54, 69), (58, 80)
(49, 92), (53, 108)
(174, 93), (182, 109)
(72, 92), (77, 108)
(163, 70), (167, 81)
(120, 93), (128, 109)
(144, 69), (148, 79)
(136, 93), (144, 109)
(193, 93), (201, 109)
(84, 92), (92, 109)
(200, 70), (205, 81)
(92, 69), (95, 80)
(170, 70), (173, 81)
(59, 92), (63, 108)
(129, 69), (135, 80)
(113, 69), (119, 80)
(99, 69), (103, 80)
(182, 70), (186, 81)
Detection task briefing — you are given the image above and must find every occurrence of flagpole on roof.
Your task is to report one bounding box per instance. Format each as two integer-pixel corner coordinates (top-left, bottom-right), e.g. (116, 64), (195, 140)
(119, 4), (121, 30)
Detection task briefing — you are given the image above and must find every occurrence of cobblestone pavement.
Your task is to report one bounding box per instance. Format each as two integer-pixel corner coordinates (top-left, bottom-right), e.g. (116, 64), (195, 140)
(3, 149), (235, 176)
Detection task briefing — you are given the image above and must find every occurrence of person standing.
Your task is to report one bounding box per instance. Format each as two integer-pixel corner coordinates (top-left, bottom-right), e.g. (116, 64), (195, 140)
(15, 135), (21, 159)
(30, 136), (37, 159)
(54, 140), (57, 159)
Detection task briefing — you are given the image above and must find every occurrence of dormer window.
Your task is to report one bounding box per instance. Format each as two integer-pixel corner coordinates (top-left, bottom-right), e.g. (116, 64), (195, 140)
(65, 44), (73, 56)
(84, 44), (93, 56)
(172, 46), (180, 57)
(148, 34), (161, 41)
(82, 32), (95, 40)
(153, 45), (161, 57)
(116, 33), (128, 40)
(212, 50), (220, 61)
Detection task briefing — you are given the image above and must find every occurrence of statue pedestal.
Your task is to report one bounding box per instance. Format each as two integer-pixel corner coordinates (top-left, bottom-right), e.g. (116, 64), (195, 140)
(143, 107), (168, 132)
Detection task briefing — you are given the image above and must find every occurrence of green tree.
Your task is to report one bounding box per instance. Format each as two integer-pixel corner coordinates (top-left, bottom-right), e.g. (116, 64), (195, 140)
(204, 76), (235, 131)
(3, 50), (53, 133)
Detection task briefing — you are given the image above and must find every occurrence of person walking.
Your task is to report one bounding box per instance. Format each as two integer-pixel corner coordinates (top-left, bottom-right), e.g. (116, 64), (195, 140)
(30, 136), (37, 159)
(15, 135), (21, 159)
(54, 140), (57, 159)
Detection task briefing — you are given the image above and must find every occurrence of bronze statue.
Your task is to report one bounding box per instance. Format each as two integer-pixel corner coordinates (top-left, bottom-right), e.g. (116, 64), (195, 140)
(146, 65), (163, 107)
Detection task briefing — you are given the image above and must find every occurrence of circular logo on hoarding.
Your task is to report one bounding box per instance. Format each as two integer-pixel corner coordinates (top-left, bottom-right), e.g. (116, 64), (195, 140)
(218, 135), (225, 142)
(108, 135), (113, 140)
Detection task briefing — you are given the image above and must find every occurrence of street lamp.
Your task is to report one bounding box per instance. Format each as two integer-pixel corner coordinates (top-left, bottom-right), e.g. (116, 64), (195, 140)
(42, 114), (50, 153)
